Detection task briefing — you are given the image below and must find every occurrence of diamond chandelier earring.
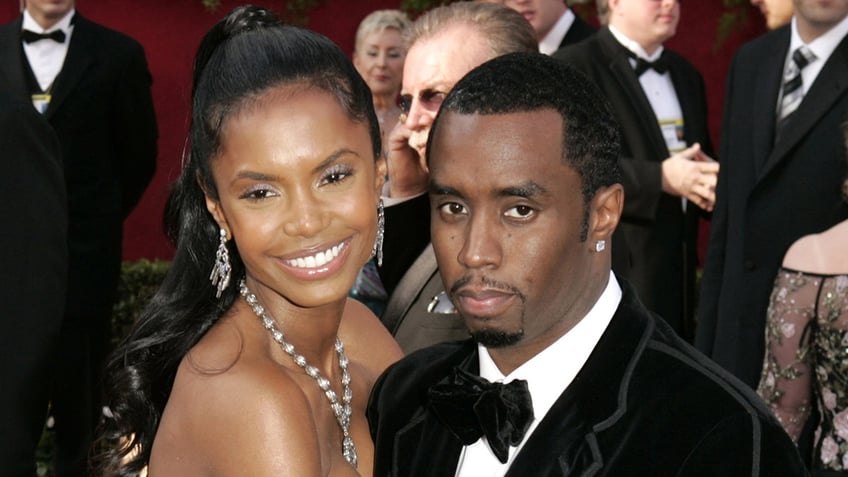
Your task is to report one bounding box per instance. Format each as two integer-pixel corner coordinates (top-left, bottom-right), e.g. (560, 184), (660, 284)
(371, 199), (384, 267)
(210, 228), (232, 298)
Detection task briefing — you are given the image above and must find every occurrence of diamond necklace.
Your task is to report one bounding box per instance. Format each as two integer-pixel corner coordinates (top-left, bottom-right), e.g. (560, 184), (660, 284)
(238, 279), (357, 468)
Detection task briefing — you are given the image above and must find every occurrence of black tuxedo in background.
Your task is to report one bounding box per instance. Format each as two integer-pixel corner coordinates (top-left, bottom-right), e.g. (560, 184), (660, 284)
(0, 12), (157, 476)
(367, 279), (806, 476)
(696, 25), (848, 388)
(553, 12), (595, 52)
(553, 27), (714, 340)
(0, 93), (67, 477)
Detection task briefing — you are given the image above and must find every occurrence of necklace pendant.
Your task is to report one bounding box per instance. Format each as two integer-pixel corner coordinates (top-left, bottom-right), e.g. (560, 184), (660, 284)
(343, 435), (358, 468)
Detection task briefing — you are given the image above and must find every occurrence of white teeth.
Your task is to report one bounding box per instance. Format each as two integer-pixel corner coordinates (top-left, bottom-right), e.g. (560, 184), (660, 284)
(286, 242), (345, 269)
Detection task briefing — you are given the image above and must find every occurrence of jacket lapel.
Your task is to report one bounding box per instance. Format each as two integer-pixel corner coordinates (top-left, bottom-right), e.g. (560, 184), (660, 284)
(669, 57), (701, 149)
(598, 28), (669, 158)
(760, 33), (848, 181)
(506, 282), (654, 476)
(0, 17), (30, 101)
(750, 38), (786, 178)
(391, 350), (478, 476)
(46, 15), (94, 118)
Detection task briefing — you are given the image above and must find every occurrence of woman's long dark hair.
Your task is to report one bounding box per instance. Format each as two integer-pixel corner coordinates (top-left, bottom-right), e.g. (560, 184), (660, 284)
(93, 6), (380, 475)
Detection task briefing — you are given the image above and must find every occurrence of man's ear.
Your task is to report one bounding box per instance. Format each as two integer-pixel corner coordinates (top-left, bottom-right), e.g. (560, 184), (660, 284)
(198, 174), (230, 235)
(589, 183), (624, 245)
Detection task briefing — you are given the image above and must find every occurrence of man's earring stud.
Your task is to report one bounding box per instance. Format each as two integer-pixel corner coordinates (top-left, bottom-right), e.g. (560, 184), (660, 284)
(594, 240), (606, 253)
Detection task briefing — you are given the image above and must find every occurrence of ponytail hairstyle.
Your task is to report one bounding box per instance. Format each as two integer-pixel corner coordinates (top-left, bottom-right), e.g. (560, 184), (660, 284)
(93, 6), (379, 476)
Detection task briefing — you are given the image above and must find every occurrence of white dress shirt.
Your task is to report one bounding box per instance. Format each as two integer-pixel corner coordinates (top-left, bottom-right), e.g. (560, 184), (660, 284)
(454, 271), (622, 477)
(539, 9), (575, 56)
(22, 8), (75, 94)
(779, 14), (848, 103)
(608, 25), (686, 155)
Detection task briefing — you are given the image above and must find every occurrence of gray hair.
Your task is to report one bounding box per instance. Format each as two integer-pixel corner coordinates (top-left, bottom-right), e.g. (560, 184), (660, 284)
(405, 2), (537, 56)
(354, 9), (412, 53)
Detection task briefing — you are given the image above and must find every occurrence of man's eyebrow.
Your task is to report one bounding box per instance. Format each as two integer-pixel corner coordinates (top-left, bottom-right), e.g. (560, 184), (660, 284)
(429, 180), (463, 198)
(428, 181), (548, 199)
(401, 83), (452, 97)
(497, 182), (547, 199)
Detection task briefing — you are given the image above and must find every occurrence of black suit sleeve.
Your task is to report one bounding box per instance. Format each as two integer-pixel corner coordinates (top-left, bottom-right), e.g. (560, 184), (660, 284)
(113, 40), (157, 218)
(677, 412), (808, 476)
(695, 51), (739, 354)
(0, 93), (67, 473)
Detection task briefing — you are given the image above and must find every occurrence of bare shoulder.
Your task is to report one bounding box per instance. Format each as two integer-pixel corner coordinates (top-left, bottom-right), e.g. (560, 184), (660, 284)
(152, 319), (323, 476)
(339, 298), (403, 385)
(783, 220), (848, 274)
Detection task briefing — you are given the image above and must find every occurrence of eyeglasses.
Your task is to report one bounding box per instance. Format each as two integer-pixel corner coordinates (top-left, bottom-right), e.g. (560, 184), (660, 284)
(398, 88), (449, 116)
(427, 291), (458, 314)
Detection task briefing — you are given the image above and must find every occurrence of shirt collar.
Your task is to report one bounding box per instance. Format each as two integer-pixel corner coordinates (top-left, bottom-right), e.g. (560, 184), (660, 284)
(478, 271), (622, 419)
(22, 7), (76, 34)
(539, 8), (575, 55)
(608, 24), (664, 61)
(789, 13), (848, 63)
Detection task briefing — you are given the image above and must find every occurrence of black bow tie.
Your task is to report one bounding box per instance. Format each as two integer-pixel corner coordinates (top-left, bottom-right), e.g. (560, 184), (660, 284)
(22, 29), (66, 44)
(634, 56), (669, 76)
(622, 47), (668, 76)
(428, 367), (534, 464)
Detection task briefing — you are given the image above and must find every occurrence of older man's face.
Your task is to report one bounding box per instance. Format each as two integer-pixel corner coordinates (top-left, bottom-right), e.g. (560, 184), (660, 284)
(399, 25), (493, 160)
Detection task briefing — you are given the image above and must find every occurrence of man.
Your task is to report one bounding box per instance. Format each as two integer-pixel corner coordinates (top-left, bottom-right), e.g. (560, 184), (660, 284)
(554, 0), (718, 340)
(378, 2), (537, 353)
(751, 0), (795, 30)
(0, 1), (158, 475)
(697, 0), (848, 388)
(501, 0), (595, 54)
(0, 92), (67, 477)
(367, 52), (805, 476)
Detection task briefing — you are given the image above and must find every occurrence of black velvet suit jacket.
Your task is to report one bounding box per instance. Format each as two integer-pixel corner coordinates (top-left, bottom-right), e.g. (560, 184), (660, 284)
(553, 28), (713, 339)
(0, 14), (157, 317)
(696, 25), (848, 387)
(367, 279), (807, 477)
(0, 93), (67, 476)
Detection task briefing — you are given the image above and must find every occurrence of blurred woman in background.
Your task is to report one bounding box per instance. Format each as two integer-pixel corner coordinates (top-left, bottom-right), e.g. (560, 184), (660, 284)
(758, 121), (848, 474)
(353, 9), (410, 155)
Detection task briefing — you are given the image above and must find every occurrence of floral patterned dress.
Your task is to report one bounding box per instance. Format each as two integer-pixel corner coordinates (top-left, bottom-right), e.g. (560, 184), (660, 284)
(758, 268), (848, 472)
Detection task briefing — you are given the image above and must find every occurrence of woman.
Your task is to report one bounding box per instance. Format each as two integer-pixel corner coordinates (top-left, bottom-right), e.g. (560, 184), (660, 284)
(349, 10), (410, 316)
(94, 6), (401, 476)
(758, 122), (848, 474)
(352, 9), (410, 151)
